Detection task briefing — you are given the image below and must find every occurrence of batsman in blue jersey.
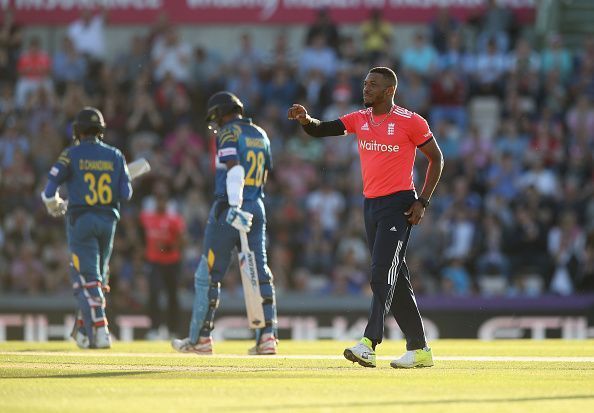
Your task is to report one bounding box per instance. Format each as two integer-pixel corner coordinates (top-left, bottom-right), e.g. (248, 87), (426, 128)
(41, 107), (132, 349)
(172, 92), (278, 355)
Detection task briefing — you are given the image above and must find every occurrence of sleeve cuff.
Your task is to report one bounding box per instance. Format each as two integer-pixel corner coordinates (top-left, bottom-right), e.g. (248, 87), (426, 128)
(417, 136), (434, 148)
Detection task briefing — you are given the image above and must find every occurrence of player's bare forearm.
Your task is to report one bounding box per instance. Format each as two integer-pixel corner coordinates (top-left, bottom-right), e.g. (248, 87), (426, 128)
(418, 139), (444, 201)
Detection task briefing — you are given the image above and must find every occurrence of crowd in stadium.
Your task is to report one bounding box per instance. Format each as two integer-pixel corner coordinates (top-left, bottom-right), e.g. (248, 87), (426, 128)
(0, 4), (593, 305)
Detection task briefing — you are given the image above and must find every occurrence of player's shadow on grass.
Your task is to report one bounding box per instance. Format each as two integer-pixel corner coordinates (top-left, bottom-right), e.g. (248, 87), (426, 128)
(5, 371), (166, 379)
(259, 394), (594, 410)
(17, 349), (82, 353)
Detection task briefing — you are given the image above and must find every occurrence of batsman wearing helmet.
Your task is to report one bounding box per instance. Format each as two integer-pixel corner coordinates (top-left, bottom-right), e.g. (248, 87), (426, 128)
(172, 91), (278, 355)
(41, 107), (132, 349)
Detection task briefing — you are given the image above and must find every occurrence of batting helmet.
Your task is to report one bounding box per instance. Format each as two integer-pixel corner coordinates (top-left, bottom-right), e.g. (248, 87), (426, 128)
(205, 91), (244, 124)
(73, 107), (106, 141)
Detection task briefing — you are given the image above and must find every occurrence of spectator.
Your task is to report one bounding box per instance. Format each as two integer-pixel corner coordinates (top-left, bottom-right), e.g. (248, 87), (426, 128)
(298, 34), (338, 79)
(575, 230), (594, 291)
(189, 45), (225, 94)
(475, 0), (514, 52)
(306, 180), (346, 236)
(226, 64), (262, 115)
(151, 27), (192, 84)
(475, 214), (510, 278)
(486, 151), (521, 202)
(400, 31), (439, 78)
(230, 32), (265, 75)
(505, 205), (551, 279)
(305, 8), (340, 53)
(0, 115), (29, 169)
(262, 66), (298, 109)
(0, 8), (23, 83)
(506, 38), (540, 97)
(286, 127), (324, 163)
(360, 9), (392, 62)
(115, 35), (150, 92)
(441, 259), (472, 296)
(438, 30), (469, 73)
(67, 8), (107, 61)
(548, 211), (585, 295)
(295, 68), (332, 115)
(15, 36), (52, 108)
(164, 121), (205, 168)
(439, 208), (476, 262)
(10, 242), (44, 294)
(470, 37), (508, 97)
(126, 89), (163, 160)
(140, 182), (186, 339)
(52, 36), (87, 93)
(430, 7), (460, 53)
(541, 34), (573, 84)
(0, 149), (35, 211)
(566, 94), (594, 142)
(154, 72), (191, 132)
(494, 119), (528, 160)
(429, 68), (466, 130)
(265, 32), (298, 70)
(397, 71), (430, 117)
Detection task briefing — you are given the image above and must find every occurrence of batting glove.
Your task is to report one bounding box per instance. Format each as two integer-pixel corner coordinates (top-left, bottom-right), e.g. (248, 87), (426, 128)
(41, 191), (67, 217)
(226, 206), (253, 233)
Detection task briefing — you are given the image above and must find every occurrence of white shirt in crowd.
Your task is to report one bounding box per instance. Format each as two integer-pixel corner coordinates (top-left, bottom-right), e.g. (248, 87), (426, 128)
(67, 15), (106, 60)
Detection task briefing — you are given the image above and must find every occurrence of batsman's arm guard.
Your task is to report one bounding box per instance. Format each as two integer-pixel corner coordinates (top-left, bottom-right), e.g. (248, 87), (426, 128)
(226, 164), (245, 207)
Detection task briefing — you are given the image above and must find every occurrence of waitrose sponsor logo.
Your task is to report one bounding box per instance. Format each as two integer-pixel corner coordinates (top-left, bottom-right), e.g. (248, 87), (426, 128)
(359, 140), (400, 153)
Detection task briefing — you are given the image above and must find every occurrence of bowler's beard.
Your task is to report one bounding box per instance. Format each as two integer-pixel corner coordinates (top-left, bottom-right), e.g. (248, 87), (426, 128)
(364, 101), (373, 108)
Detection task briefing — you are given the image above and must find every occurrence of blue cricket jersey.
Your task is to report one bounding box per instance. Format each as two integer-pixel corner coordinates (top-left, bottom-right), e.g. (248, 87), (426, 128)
(215, 118), (272, 202)
(47, 139), (132, 220)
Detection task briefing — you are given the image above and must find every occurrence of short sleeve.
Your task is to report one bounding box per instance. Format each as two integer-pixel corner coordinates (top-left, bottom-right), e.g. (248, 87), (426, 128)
(409, 113), (434, 147)
(339, 111), (361, 134)
(217, 125), (240, 163)
(47, 148), (71, 184)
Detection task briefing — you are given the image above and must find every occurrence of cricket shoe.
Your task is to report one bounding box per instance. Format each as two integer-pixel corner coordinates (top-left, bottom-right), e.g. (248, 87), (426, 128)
(93, 327), (112, 349)
(171, 336), (213, 355)
(343, 337), (376, 368)
(248, 333), (278, 355)
(390, 347), (434, 369)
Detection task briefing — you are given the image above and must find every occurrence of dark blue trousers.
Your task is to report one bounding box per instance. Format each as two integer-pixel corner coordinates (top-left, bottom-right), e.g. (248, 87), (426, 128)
(363, 190), (427, 351)
(67, 211), (116, 341)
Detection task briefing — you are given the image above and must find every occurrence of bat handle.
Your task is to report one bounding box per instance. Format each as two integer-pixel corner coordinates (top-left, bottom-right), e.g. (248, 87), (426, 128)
(239, 230), (249, 252)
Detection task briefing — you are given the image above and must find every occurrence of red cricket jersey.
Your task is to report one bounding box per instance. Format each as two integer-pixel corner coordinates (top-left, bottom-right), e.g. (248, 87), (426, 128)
(140, 211), (185, 264)
(340, 105), (433, 198)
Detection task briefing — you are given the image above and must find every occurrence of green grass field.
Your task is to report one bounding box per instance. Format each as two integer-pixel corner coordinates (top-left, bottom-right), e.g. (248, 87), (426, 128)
(2, 340), (594, 413)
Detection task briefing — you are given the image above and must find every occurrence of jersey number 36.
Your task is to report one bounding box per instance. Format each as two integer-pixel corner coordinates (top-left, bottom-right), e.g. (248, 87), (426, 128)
(84, 172), (113, 205)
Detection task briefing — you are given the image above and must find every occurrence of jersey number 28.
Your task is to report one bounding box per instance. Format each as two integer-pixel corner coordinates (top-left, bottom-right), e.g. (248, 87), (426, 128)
(245, 150), (265, 187)
(84, 172), (113, 205)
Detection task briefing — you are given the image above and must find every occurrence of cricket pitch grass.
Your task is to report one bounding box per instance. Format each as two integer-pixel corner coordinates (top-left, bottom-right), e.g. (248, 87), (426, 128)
(1, 340), (593, 413)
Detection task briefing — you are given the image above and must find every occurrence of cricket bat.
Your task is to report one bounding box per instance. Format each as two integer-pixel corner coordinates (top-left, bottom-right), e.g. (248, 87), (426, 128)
(127, 158), (151, 180)
(238, 230), (265, 328)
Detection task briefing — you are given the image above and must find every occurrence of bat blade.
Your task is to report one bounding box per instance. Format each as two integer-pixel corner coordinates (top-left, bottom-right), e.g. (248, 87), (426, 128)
(239, 249), (265, 329)
(128, 158), (151, 180)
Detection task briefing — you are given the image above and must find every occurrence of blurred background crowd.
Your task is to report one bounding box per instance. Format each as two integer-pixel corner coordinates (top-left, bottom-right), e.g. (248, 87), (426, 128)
(1, 2), (593, 314)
